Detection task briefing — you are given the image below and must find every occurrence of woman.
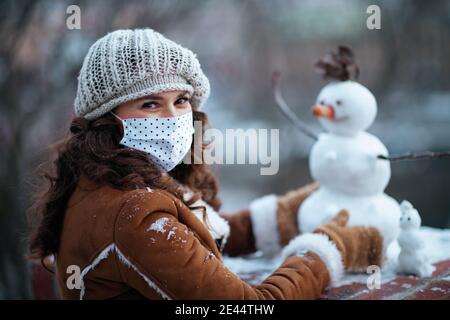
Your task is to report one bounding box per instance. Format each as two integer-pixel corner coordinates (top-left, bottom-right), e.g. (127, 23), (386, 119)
(28, 29), (383, 300)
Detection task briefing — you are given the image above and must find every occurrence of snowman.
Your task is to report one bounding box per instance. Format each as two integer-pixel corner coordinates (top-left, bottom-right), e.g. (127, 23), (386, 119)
(397, 200), (434, 277)
(298, 46), (401, 252)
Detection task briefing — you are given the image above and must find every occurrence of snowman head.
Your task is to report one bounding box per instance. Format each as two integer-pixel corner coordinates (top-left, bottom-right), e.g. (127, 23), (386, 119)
(400, 200), (421, 230)
(313, 46), (377, 136)
(312, 80), (377, 136)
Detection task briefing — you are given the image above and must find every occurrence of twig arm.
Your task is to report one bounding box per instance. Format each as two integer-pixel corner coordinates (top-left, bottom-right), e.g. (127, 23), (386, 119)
(378, 151), (450, 162)
(271, 71), (318, 141)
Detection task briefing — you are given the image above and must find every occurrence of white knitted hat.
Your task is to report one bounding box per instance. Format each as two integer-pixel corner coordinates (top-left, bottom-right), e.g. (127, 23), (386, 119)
(74, 29), (210, 120)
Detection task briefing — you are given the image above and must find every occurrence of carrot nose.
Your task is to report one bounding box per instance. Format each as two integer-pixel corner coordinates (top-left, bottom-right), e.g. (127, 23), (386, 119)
(311, 104), (335, 119)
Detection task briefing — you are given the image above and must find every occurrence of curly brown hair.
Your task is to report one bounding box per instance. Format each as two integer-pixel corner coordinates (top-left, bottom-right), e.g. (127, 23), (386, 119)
(28, 110), (221, 260)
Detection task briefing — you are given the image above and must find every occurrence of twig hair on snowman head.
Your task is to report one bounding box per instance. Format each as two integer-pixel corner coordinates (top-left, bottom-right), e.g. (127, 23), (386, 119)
(315, 45), (360, 81)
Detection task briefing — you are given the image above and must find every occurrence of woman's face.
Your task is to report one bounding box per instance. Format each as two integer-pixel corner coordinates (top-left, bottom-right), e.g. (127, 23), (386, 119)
(113, 90), (192, 119)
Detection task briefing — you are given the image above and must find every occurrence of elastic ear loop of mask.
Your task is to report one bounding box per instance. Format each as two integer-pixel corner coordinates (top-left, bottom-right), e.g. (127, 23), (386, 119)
(110, 112), (127, 143)
(110, 111), (123, 121)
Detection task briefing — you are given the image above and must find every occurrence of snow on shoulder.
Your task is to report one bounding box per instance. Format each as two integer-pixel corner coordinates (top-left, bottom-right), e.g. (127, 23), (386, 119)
(147, 217), (170, 234)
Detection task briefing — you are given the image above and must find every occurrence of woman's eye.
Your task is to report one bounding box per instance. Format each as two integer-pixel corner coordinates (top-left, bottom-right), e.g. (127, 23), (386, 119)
(176, 97), (189, 105)
(141, 101), (157, 109)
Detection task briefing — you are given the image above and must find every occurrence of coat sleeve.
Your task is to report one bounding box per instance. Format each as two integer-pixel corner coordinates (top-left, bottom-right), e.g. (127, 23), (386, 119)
(113, 189), (340, 300)
(221, 182), (319, 257)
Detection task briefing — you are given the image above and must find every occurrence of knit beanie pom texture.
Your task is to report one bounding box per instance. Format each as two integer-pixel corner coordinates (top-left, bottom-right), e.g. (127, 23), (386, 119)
(74, 29), (210, 120)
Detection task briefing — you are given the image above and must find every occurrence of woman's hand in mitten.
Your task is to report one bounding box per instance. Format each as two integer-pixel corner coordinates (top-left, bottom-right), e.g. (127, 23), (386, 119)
(278, 182), (320, 215)
(313, 210), (384, 272)
(276, 182), (319, 246)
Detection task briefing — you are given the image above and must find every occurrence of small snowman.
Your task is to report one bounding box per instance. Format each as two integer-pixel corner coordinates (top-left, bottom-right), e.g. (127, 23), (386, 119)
(397, 200), (434, 277)
(298, 46), (401, 252)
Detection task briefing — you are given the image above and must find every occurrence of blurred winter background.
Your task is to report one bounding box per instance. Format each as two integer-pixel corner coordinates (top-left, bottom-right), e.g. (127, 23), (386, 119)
(0, 0), (449, 298)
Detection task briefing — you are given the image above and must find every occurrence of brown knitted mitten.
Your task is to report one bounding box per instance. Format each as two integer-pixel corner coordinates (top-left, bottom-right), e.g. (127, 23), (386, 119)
(278, 182), (320, 215)
(313, 210), (384, 272)
(277, 182), (320, 245)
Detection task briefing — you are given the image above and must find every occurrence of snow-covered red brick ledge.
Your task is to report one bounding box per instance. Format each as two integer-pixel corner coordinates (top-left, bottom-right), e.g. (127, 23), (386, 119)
(230, 259), (450, 300)
(224, 226), (450, 300)
(320, 259), (450, 300)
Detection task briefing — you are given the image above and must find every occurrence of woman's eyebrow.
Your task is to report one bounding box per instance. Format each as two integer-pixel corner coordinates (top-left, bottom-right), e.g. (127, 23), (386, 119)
(177, 91), (190, 97)
(144, 94), (163, 100)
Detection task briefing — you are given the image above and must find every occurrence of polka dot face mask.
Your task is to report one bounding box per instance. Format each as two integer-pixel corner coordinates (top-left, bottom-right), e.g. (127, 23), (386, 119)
(112, 112), (195, 172)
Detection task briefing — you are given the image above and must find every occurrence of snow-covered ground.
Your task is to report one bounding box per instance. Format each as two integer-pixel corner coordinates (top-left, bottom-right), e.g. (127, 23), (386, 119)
(223, 226), (450, 286)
